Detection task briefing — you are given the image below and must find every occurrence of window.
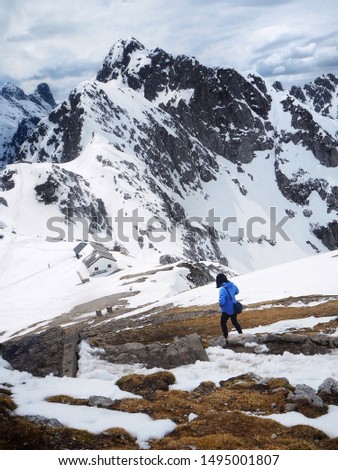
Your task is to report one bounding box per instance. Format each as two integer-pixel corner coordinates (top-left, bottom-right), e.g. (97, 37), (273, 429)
(94, 267), (99, 271)
(107, 264), (112, 268)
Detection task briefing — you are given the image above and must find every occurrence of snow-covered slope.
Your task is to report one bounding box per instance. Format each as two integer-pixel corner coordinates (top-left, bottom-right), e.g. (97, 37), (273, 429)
(1, 247), (338, 449)
(0, 228), (226, 341)
(0, 221), (336, 342)
(0, 82), (56, 169)
(1, 38), (338, 316)
(141, 248), (338, 313)
(1, 39), (338, 452)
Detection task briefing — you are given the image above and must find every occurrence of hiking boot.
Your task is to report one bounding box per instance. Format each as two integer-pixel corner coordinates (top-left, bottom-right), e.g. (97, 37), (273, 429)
(222, 340), (229, 349)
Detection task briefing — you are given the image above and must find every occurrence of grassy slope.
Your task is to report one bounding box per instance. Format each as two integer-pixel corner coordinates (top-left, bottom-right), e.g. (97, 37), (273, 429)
(1, 296), (338, 450)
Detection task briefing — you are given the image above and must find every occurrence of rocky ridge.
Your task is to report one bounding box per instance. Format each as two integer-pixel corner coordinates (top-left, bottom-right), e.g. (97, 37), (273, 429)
(1, 38), (338, 268)
(0, 82), (56, 169)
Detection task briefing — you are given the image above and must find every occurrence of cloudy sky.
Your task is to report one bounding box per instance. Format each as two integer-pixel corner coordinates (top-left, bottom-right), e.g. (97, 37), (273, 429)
(1, 0), (338, 101)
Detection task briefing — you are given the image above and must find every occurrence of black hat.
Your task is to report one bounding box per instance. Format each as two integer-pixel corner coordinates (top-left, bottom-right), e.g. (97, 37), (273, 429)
(216, 273), (228, 288)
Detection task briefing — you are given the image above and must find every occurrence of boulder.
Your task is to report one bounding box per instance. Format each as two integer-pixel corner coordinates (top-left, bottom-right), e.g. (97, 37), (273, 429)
(287, 383), (327, 417)
(318, 377), (338, 405)
(100, 333), (209, 368)
(1, 327), (65, 377)
(212, 333), (338, 355)
(1, 327), (79, 378)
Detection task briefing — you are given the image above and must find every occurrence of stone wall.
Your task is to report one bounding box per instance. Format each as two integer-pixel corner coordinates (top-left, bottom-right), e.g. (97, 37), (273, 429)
(1, 327), (79, 378)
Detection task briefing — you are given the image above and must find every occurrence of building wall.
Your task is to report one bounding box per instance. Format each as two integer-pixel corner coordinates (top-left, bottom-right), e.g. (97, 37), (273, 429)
(87, 257), (117, 276)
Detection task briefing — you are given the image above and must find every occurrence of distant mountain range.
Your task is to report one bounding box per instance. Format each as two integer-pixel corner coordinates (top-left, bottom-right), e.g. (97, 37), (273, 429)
(1, 38), (338, 272)
(0, 82), (56, 169)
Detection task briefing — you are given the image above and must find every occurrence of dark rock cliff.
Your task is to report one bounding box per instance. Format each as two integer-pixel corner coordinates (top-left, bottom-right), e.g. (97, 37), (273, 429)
(0, 82), (56, 168)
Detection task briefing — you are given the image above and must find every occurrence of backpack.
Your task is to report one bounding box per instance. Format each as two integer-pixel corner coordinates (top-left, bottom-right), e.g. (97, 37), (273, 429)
(233, 300), (243, 314)
(225, 286), (243, 314)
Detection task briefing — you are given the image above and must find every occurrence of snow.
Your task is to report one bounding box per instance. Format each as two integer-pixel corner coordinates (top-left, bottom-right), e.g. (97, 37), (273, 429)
(128, 249), (338, 315)
(1, 251), (338, 447)
(1, 314), (338, 448)
(262, 408), (338, 439)
(0, 228), (337, 341)
(1, 62), (338, 450)
(3, 65), (338, 276)
(0, 234), (192, 341)
(245, 315), (338, 335)
(0, 355), (175, 449)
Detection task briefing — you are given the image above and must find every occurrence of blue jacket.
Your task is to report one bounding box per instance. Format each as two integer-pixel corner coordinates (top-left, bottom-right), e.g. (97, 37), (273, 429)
(219, 281), (239, 315)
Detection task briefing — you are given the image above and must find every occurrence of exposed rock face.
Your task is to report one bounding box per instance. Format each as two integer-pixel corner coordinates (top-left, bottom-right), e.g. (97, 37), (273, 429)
(2, 38), (338, 266)
(279, 76), (338, 251)
(25, 416), (64, 428)
(288, 384), (325, 410)
(290, 73), (338, 118)
(1, 327), (65, 377)
(98, 333), (209, 369)
(281, 96), (338, 167)
(318, 377), (338, 405)
(311, 221), (338, 250)
(14, 38), (276, 178)
(96, 38), (273, 167)
(34, 165), (112, 236)
(177, 261), (218, 287)
(32, 83), (57, 108)
(0, 329), (208, 376)
(212, 333), (338, 355)
(19, 90), (84, 164)
(274, 162), (327, 206)
(0, 82), (56, 168)
(1, 327), (79, 378)
(1, 169), (17, 191)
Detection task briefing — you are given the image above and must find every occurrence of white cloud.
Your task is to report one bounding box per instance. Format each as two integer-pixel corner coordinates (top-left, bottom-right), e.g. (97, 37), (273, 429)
(273, 65), (286, 75)
(0, 0), (338, 100)
(292, 42), (317, 59)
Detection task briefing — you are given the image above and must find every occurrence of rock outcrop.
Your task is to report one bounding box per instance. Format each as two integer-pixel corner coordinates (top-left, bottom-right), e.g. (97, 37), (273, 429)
(212, 332), (338, 355)
(2, 38), (338, 264)
(0, 329), (208, 376)
(0, 82), (56, 168)
(97, 333), (209, 369)
(1, 327), (79, 377)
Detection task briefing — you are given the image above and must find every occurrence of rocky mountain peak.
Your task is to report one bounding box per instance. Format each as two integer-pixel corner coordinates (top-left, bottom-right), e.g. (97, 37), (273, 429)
(290, 73), (338, 118)
(29, 83), (57, 108)
(3, 40), (338, 267)
(96, 37), (148, 83)
(96, 38), (205, 100)
(1, 82), (26, 100)
(0, 81), (56, 168)
(95, 38), (272, 118)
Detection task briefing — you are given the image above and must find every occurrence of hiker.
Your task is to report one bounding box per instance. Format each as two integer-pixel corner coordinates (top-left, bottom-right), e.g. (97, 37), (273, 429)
(216, 273), (242, 347)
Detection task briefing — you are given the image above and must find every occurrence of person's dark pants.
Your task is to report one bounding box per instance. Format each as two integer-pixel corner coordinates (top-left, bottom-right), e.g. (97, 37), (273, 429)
(221, 313), (242, 339)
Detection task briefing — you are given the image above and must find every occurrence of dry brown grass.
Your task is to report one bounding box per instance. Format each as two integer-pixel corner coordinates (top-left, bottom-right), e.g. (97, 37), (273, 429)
(1, 296), (338, 450)
(92, 297), (338, 347)
(46, 395), (88, 406)
(22, 371), (336, 450)
(0, 393), (17, 412)
(0, 391), (138, 450)
(116, 371), (176, 397)
(152, 411), (332, 450)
